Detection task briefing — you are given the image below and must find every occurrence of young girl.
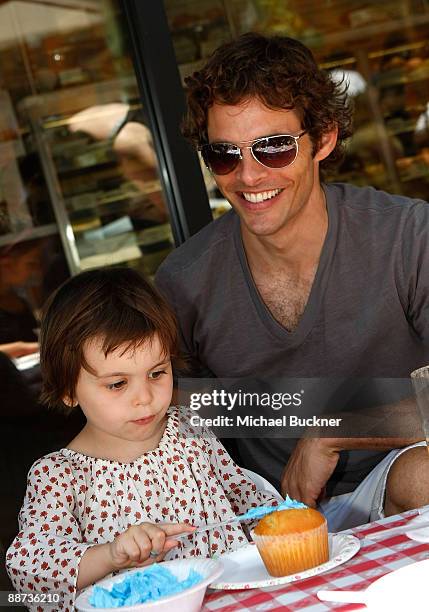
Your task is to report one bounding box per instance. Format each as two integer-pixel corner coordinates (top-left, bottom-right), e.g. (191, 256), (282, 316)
(6, 267), (280, 610)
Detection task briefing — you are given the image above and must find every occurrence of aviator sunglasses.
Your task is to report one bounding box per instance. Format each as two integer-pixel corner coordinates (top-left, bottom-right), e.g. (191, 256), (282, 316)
(200, 131), (307, 175)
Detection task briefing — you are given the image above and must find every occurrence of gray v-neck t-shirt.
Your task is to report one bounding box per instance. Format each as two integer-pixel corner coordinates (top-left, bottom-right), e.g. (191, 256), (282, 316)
(156, 183), (429, 495)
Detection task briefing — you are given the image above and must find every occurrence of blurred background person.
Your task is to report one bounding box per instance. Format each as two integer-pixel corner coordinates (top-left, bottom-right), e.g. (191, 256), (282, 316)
(0, 237), (83, 574)
(0, 239), (42, 345)
(68, 102), (169, 228)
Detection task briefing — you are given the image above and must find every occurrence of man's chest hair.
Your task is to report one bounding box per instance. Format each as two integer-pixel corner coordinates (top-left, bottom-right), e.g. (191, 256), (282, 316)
(254, 267), (317, 332)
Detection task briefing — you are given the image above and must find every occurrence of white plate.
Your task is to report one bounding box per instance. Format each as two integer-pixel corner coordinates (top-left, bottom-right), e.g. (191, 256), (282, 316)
(210, 533), (360, 590)
(405, 511), (429, 542)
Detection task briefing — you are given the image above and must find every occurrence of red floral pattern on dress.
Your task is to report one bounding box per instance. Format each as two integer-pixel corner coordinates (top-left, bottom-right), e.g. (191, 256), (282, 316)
(6, 407), (279, 611)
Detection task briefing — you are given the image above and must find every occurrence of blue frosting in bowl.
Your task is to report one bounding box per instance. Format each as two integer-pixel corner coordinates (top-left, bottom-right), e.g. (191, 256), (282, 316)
(89, 564), (202, 608)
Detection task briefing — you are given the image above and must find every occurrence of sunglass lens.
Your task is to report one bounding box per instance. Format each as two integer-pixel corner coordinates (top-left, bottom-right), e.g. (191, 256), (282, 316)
(202, 143), (240, 175)
(252, 135), (297, 168)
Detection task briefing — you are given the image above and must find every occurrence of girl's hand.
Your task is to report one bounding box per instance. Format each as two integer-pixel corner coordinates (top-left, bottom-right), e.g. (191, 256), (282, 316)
(108, 522), (195, 570)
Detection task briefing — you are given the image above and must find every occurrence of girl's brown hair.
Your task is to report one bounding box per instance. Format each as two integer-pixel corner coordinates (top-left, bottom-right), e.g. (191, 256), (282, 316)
(182, 32), (353, 176)
(40, 267), (183, 409)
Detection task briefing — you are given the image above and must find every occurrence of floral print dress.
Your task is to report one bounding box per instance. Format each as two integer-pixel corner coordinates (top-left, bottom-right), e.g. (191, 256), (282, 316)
(6, 407), (280, 611)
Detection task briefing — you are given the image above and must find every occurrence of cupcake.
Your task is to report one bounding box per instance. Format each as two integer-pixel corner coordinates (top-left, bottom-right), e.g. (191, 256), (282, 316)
(252, 500), (328, 577)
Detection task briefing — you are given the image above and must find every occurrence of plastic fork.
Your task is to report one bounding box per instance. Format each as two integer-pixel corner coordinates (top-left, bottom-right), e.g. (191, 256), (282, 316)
(171, 503), (282, 541)
(169, 498), (303, 542)
(317, 589), (368, 604)
(173, 516), (246, 541)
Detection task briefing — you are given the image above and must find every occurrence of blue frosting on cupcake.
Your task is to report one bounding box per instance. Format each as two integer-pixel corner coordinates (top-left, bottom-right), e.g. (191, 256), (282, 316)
(240, 495), (307, 521)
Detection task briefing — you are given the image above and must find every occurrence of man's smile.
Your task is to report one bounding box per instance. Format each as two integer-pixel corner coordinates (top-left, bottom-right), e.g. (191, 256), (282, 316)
(241, 188), (284, 203)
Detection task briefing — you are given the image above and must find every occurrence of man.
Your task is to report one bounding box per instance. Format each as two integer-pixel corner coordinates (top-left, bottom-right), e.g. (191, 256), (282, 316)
(156, 33), (429, 530)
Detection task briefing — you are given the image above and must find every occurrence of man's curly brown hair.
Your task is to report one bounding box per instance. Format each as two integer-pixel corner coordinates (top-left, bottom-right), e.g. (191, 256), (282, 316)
(182, 32), (353, 175)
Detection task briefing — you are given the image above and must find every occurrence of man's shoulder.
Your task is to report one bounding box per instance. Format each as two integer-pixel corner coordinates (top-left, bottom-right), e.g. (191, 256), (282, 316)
(157, 209), (237, 279)
(328, 182), (428, 215)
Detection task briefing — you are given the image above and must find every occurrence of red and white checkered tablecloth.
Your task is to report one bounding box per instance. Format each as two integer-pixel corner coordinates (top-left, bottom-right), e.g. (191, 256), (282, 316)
(201, 506), (429, 611)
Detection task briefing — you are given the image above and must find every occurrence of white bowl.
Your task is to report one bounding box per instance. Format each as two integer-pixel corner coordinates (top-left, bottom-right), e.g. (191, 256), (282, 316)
(75, 558), (223, 612)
